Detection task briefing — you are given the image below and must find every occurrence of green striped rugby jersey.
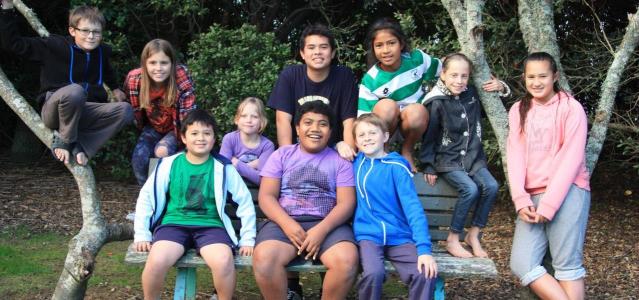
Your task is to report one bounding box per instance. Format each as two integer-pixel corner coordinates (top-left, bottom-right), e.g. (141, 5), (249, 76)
(358, 49), (441, 116)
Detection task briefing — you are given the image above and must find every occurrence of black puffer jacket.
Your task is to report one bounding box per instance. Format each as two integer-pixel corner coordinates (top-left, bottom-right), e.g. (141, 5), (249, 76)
(419, 84), (487, 175)
(0, 8), (117, 104)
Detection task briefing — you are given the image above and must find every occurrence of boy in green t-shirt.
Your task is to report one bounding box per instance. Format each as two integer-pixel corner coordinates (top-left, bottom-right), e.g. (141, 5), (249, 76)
(133, 109), (256, 300)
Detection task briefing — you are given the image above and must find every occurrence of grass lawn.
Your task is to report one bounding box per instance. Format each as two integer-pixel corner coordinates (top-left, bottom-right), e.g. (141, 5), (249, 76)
(0, 228), (411, 299)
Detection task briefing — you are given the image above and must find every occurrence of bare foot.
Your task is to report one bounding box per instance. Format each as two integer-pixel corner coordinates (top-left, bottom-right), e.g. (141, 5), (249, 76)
(446, 239), (473, 258)
(400, 150), (417, 173)
(54, 148), (70, 164)
(75, 151), (88, 166)
(464, 235), (489, 258)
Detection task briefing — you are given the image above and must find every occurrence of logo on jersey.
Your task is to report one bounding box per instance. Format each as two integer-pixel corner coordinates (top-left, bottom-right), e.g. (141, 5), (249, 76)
(298, 95), (330, 106)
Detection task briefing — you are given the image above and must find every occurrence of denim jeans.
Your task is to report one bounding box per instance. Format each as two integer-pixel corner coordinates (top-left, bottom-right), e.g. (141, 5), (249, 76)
(440, 167), (499, 233)
(132, 126), (178, 185)
(510, 185), (590, 286)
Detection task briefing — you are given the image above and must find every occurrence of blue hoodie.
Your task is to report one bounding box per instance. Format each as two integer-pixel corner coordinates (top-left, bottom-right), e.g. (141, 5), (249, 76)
(353, 151), (432, 255)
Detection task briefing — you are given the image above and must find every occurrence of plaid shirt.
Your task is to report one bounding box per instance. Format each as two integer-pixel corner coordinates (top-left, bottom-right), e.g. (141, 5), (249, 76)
(124, 64), (197, 138)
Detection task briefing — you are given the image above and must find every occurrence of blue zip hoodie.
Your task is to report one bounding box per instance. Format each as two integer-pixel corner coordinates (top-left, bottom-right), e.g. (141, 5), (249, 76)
(353, 151), (432, 255)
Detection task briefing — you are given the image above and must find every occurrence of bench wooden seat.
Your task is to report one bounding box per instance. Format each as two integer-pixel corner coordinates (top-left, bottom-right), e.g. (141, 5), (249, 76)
(125, 162), (498, 299)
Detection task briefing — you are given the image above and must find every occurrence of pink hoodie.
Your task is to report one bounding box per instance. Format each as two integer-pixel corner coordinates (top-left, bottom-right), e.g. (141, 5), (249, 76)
(507, 92), (590, 220)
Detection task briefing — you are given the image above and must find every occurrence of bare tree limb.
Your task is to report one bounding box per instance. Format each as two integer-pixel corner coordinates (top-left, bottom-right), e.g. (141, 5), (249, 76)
(12, 0), (49, 37)
(586, 8), (639, 172)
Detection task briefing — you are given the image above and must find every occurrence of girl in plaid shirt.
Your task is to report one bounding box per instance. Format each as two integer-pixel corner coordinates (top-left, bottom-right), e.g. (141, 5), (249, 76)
(124, 39), (197, 185)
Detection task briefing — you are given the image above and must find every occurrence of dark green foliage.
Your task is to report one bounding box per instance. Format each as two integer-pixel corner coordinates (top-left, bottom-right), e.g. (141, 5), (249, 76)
(187, 24), (291, 139)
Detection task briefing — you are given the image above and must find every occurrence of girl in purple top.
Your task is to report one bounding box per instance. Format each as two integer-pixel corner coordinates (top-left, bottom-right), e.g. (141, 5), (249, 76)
(220, 97), (275, 185)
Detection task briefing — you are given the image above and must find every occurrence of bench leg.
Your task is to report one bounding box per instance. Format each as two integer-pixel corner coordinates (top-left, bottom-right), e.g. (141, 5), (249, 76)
(434, 277), (445, 300)
(174, 267), (197, 300)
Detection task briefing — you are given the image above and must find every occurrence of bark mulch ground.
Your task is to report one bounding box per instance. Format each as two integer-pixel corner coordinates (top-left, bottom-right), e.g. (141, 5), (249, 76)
(0, 156), (637, 299)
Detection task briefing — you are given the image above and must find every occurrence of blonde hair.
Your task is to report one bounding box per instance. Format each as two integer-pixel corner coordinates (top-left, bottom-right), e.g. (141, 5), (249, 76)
(234, 97), (268, 133)
(139, 39), (178, 110)
(352, 113), (389, 138)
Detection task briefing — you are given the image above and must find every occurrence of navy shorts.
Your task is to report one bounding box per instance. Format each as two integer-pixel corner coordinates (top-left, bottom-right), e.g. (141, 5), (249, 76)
(255, 216), (355, 260)
(152, 224), (234, 254)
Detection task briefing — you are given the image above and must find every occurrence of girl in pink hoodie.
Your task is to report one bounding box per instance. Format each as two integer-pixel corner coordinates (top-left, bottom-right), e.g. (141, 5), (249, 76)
(507, 52), (591, 300)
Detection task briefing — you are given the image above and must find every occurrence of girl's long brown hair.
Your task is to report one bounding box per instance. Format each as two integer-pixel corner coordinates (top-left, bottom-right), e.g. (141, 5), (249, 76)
(139, 39), (178, 109)
(519, 52), (562, 131)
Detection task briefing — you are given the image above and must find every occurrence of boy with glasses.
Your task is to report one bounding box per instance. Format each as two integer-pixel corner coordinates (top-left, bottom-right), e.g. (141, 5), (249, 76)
(0, 1), (132, 165)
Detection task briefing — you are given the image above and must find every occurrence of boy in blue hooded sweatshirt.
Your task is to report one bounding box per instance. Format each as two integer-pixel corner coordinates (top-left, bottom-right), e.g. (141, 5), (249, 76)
(352, 113), (437, 300)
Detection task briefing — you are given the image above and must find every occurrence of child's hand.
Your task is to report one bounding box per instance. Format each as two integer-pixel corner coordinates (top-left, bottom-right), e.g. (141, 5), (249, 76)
(231, 157), (239, 166)
(282, 220), (306, 250)
(112, 88), (126, 102)
(135, 241), (151, 252)
(299, 225), (329, 260)
(247, 159), (259, 169)
(517, 206), (537, 223)
(336, 141), (356, 162)
(534, 214), (549, 224)
(238, 246), (254, 256)
(424, 173), (437, 186)
(417, 254), (438, 279)
(481, 75), (505, 93)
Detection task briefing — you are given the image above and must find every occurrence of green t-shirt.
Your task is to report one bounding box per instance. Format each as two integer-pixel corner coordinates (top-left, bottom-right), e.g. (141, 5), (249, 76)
(161, 153), (224, 227)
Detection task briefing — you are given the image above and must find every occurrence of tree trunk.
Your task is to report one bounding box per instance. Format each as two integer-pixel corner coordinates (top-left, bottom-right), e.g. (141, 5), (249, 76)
(517, 0), (571, 93)
(440, 0), (510, 173)
(0, 2), (134, 299)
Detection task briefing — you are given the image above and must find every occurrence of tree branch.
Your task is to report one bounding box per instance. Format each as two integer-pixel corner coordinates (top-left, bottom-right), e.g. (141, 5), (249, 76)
(585, 8), (639, 172)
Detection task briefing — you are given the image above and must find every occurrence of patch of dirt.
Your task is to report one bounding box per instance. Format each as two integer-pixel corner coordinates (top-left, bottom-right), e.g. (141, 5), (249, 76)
(0, 155), (637, 299)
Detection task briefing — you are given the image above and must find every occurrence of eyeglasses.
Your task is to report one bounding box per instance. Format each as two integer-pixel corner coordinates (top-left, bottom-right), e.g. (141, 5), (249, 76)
(72, 27), (102, 37)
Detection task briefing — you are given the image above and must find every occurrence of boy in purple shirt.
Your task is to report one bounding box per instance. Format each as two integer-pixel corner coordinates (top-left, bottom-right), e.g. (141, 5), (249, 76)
(252, 101), (358, 299)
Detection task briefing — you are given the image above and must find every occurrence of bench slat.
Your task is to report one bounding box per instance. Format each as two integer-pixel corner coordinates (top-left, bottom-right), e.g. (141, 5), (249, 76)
(125, 244), (497, 279)
(413, 174), (458, 197)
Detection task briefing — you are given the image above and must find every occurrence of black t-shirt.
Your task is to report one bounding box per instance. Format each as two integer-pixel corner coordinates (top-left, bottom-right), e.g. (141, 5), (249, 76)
(267, 64), (358, 146)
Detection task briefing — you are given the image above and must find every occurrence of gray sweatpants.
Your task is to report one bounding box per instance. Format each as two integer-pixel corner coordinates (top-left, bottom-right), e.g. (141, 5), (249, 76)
(41, 84), (133, 158)
(510, 185), (590, 286)
(357, 240), (435, 300)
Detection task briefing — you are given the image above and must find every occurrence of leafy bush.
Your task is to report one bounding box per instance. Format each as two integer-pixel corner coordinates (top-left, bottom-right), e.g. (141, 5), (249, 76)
(188, 24), (292, 139)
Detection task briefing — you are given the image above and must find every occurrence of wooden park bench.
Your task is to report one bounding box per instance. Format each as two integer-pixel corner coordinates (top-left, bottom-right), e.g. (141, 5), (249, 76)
(125, 159), (498, 299)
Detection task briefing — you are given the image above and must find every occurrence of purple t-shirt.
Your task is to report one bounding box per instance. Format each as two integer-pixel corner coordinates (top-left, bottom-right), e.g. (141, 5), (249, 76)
(219, 130), (275, 185)
(260, 144), (355, 217)
(267, 64), (358, 146)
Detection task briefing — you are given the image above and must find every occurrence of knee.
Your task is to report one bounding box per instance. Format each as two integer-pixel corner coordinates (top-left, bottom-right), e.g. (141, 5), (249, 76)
(361, 265), (385, 285)
(145, 255), (174, 273)
(373, 99), (400, 122)
(402, 105), (428, 128)
(207, 251), (235, 273)
(117, 102), (134, 123)
(460, 183), (479, 200)
(326, 252), (359, 278)
(63, 84), (87, 107)
(252, 247), (276, 276)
